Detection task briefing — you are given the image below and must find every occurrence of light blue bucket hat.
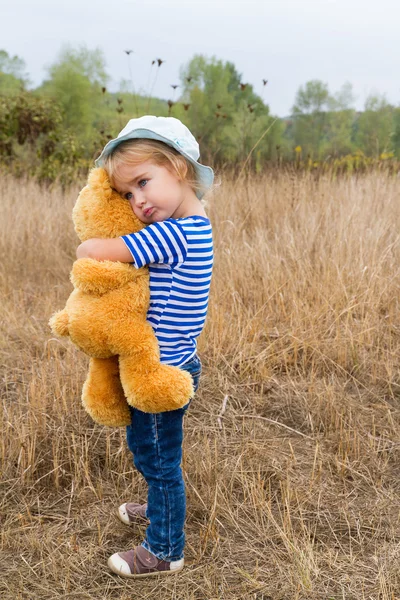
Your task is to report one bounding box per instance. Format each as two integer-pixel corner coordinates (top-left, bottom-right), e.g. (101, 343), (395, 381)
(95, 115), (214, 199)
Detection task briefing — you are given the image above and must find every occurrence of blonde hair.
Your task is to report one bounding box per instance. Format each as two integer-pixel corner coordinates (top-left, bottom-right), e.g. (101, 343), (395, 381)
(103, 138), (208, 200)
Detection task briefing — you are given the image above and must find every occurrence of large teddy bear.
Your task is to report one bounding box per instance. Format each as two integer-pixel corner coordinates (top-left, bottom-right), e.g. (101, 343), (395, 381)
(49, 168), (194, 427)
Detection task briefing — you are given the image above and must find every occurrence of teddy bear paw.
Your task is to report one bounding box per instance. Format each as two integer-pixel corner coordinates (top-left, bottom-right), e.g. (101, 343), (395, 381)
(121, 364), (194, 413)
(49, 309), (70, 337)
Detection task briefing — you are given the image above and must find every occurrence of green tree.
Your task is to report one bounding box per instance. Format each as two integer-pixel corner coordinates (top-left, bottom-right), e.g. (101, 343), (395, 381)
(328, 81), (355, 111)
(354, 94), (394, 157)
(294, 80), (330, 114)
(40, 45), (109, 142)
(0, 50), (28, 95)
(392, 107), (400, 158)
(291, 80), (331, 158)
(325, 82), (356, 156)
(177, 55), (280, 166)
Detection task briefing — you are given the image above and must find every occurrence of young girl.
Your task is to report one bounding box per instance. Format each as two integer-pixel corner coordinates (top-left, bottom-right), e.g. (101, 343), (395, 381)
(76, 116), (214, 578)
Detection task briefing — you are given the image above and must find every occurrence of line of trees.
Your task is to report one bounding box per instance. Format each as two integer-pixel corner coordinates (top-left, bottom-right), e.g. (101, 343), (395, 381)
(1, 47), (399, 183)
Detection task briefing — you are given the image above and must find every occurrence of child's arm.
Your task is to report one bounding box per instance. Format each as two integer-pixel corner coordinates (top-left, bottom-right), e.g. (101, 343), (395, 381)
(76, 238), (133, 263)
(77, 221), (188, 268)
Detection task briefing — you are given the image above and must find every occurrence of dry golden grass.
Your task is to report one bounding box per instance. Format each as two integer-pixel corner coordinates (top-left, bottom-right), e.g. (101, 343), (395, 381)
(1, 169), (399, 599)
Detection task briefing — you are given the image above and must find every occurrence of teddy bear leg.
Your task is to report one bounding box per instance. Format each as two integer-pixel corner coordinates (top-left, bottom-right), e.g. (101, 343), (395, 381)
(82, 356), (132, 427)
(49, 309), (70, 337)
(119, 356), (194, 414)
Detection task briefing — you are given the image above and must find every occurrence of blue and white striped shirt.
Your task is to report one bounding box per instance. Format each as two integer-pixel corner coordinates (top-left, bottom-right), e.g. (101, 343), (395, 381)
(121, 216), (213, 367)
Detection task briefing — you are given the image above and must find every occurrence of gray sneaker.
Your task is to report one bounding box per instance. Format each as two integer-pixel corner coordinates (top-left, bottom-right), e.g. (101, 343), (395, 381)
(118, 502), (149, 525)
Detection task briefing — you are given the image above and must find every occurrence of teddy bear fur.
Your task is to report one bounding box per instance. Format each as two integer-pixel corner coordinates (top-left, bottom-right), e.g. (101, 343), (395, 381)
(49, 168), (194, 427)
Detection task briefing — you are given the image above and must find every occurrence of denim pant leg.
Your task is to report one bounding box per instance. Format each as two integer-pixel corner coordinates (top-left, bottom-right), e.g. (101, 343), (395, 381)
(125, 354), (202, 561)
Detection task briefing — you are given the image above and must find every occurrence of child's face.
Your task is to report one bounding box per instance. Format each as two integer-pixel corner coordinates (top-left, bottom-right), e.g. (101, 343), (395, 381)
(112, 160), (187, 224)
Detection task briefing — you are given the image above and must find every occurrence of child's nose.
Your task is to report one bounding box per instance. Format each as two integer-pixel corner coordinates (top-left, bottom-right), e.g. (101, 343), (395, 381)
(133, 194), (145, 208)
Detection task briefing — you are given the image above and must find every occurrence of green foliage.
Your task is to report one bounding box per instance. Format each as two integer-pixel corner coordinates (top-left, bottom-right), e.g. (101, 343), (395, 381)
(47, 45), (108, 85)
(291, 80), (332, 158)
(293, 80), (330, 114)
(0, 50), (28, 96)
(176, 55), (281, 166)
(0, 47), (399, 181)
(290, 82), (399, 161)
(39, 45), (109, 142)
(324, 83), (356, 156)
(354, 94), (393, 157)
(0, 90), (90, 184)
(0, 50), (28, 79)
(0, 92), (61, 157)
(392, 108), (400, 159)
(290, 149), (397, 176)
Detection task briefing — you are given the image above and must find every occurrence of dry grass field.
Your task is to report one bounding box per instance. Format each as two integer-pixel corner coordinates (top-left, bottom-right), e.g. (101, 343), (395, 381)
(1, 169), (399, 599)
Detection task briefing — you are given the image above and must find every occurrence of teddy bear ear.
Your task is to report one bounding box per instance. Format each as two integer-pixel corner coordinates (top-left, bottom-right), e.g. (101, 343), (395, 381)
(87, 168), (113, 200)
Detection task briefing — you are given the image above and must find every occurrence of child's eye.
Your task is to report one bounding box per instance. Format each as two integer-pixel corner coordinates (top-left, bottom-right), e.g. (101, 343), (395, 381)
(139, 179), (148, 188)
(124, 192), (133, 200)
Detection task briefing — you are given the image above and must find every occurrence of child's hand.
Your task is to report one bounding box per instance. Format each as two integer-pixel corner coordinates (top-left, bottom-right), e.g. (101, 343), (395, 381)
(76, 240), (94, 259)
(76, 238), (134, 263)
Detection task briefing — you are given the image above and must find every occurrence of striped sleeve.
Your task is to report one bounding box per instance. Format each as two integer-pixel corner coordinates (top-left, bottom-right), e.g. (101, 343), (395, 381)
(121, 220), (188, 269)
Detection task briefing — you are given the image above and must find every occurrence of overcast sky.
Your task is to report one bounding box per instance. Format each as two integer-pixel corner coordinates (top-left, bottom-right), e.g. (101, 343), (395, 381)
(2, 0), (399, 116)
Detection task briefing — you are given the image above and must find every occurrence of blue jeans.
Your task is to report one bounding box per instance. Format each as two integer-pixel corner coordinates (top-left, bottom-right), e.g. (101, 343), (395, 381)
(125, 354), (202, 561)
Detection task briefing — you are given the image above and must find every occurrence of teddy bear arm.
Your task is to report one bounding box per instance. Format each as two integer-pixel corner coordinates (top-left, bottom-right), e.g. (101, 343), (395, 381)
(49, 309), (70, 337)
(109, 319), (193, 413)
(71, 258), (142, 296)
(119, 356), (194, 413)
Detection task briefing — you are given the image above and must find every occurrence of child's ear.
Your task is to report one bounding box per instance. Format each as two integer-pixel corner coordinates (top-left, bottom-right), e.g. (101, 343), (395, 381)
(168, 164), (183, 182)
(174, 156), (189, 182)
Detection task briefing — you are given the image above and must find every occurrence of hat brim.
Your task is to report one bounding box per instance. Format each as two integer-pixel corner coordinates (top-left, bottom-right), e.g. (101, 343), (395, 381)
(95, 128), (214, 200)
